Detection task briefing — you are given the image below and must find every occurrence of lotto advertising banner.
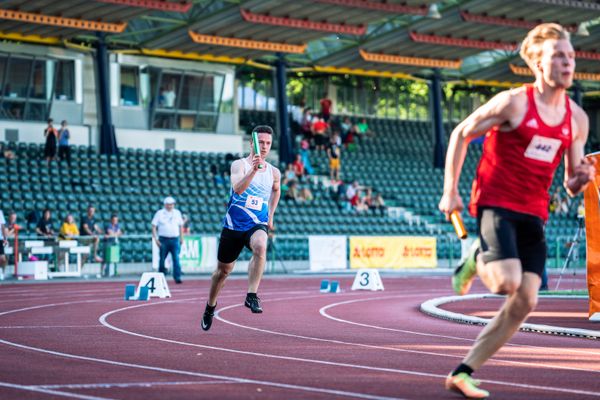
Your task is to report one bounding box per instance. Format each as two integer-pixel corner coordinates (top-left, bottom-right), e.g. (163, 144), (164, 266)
(350, 236), (437, 269)
(152, 235), (217, 273)
(309, 235), (347, 271)
(584, 152), (600, 321)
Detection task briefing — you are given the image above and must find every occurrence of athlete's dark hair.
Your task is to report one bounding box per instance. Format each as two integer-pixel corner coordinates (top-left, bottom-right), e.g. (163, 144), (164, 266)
(251, 125), (274, 135)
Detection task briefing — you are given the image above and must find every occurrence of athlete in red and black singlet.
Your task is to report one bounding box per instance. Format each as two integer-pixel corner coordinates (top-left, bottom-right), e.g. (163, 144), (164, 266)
(469, 85), (572, 222)
(438, 24), (596, 399)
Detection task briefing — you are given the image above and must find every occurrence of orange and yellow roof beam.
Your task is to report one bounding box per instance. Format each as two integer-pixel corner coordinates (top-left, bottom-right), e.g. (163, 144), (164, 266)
(314, 65), (421, 80)
(509, 64), (600, 81)
(410, 31), (600, 61)
(409, 31), (517, 51)
(459, 10), (579, 33)
(0, 31), (60, 45)
(141, 48), (246, 64)
(314, 0), (428, 15)
(359, 49), (461, 69)
(95, 0), (192, 12)
(240, 9), (366, 35)
(0, 8), (126, 32)
(188, 31), (306, 53)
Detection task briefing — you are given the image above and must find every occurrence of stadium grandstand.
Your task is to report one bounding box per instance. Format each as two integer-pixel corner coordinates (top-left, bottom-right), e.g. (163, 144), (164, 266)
(0, 1), (600, 398)
(0, 0), (598, 273)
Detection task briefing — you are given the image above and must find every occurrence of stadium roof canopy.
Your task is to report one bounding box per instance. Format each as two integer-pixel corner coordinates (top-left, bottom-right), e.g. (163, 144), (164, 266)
(1, 0), (600, 87)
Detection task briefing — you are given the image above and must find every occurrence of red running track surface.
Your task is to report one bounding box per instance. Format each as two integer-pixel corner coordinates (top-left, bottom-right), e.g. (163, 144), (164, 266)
(0, 275), (598, 400)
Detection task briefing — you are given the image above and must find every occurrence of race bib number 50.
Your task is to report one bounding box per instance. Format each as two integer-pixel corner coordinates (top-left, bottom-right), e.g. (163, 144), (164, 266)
(524, 135), (562, 163)
(245, 195), (263, 211)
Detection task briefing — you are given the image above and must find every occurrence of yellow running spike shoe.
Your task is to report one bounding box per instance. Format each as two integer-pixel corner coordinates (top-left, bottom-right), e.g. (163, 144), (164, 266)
(445, 372), (490, 399)
(452, 239), (480, 295)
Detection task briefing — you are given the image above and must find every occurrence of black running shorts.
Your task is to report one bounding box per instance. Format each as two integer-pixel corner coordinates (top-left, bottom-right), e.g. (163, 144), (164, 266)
(217, 225), (268, 264)
(0, 240), (4, 256)
(477, 206), (546, 278)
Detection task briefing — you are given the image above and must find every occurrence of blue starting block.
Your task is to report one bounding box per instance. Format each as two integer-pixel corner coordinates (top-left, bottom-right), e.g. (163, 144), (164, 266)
(125, 284), (150, 301)
(138, 286), (149, 301)
(124, 284), (136, 300)
(320, 280), (330, 293)
(329, 281), (341, 293)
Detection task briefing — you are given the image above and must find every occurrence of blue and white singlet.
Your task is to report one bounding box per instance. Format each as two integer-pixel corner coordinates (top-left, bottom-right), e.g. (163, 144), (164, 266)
(222, 158), (273, 231)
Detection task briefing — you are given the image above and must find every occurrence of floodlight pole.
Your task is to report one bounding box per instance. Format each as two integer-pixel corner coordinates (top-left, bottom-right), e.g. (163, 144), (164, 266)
(274, 52), (293, 165)
(431, 68), (446, 169)
(95, 32), (119, 155)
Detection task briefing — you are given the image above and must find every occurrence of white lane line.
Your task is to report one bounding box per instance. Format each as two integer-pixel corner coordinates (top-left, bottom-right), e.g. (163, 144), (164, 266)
(102, 295), (600, 398)
(0, 381), (115, 400)
(0, 325), (104, 329)
(0, 300), (106, 317)
(0, 337), (405, 400)
(319, 295), (600, 357)
(214, 294), (600, 396)
(3, 291), (598, 398)
(0, 292), (405, 400)
(35, 380), (240, 389)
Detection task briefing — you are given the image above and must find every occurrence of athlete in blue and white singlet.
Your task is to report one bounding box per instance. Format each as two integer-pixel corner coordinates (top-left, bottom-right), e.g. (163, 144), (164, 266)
(223, 157), (273, 231)
(201, 126), (281, 331)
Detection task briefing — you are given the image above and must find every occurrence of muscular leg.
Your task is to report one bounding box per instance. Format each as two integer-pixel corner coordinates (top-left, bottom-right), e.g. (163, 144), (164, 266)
(477, 257), (522, 295)
(207, 260), (235, 307)
(463, 270), (540, 369)
(247, 229), (268, 293)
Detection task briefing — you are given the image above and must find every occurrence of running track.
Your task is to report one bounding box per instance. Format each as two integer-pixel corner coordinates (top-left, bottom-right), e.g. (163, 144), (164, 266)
(0, 275), (598, 399)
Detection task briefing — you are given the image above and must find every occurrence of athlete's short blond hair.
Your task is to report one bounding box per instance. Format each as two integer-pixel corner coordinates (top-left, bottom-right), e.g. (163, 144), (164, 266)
(520, 23), (570, 70)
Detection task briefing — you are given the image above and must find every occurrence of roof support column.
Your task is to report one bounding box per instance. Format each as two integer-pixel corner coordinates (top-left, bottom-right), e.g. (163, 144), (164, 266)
(572, 81), (583, 106)
(430, 68), (445, 169)
(274, 53), (293, 165)
(95, 32), (118, 155)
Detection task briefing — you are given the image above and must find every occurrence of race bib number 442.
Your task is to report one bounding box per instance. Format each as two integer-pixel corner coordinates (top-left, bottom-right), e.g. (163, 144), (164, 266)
(524, 135), (562, 163)
(245, 195), (263, 211)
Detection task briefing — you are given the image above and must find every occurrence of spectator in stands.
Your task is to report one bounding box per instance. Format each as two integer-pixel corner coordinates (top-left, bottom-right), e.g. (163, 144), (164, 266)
(327, 133), (342, 182)
(299, 138), (314, 175)
(363, 187), (373, 209)
(311, 116), (329, 151)
(210, 164), (225, 186)
(162, 82), (176, 108)
(346, 180), (360, 202)
(182, 214), (191, 234)
(559, 196), (570, 215)
(577, 200), (585, 219)
(59, 214), (79, 240)
(349, 188), (362, 210)
(57, 120), (71, 166)
(26, 210), (40, 233)
(104, 214), (123, 243)
(319, 93), (332, 122)
(285, 181), (299, 203)
(43, 118), (58, 165)
(0, 209), (7, 280)
(292, 154), (305, 180)
(36, 209), (55, 238)
(152, 196), (184, 284)
(102, 213), (123, 277)
(340, 117), (352, 143)
(371, 192), (386, 216)
(80, 206), (104, 263)
(298, 186), (314, 203)
(300, 107), (313, 139)
(549, 189), (560, 214)
(355, 118), (374, 142)
(5, 211), (18, 237)
(284, 163), (296, 184)
(0, 142), (15, 160)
